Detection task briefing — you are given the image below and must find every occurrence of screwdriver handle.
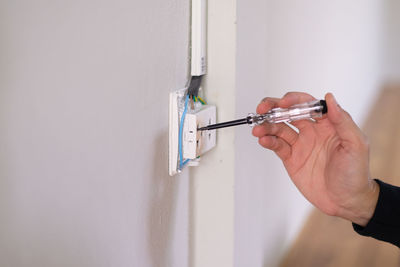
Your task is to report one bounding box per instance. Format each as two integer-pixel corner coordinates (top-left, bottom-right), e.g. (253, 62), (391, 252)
(198, 100), (328, 131)
(250, 99), (327, 125)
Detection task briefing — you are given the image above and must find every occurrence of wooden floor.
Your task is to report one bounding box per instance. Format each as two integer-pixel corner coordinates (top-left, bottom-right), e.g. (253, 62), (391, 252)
(280, 87), (400, 267)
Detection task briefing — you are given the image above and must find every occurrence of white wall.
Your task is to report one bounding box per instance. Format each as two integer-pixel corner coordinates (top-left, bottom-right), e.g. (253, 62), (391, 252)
(235, 1), (384, 266)
(0, 1), (191, 266)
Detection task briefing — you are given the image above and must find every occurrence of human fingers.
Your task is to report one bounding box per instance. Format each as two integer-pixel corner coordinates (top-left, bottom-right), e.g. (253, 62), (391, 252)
(258, 136), (291, 161)
(252, 122), (298, 146)
(256, 97), (281, 114)
(325, 93), (366, 145)
(279, 92), (317, 130)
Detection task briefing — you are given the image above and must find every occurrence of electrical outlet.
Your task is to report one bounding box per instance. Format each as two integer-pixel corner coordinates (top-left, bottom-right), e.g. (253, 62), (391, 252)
(169, 88), (217, 176)
(183, 105), (216, 159)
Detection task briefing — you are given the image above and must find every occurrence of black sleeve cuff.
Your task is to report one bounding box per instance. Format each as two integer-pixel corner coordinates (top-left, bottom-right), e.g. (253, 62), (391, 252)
(353, 179), (400, 247)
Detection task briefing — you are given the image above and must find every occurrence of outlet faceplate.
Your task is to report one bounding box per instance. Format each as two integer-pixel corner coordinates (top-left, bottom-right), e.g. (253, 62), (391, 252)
(183, 106), (216, 159)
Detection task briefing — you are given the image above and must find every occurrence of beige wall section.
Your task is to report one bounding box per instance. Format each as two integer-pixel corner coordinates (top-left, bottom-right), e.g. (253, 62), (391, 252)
(190, 0), (236, 267)
(384, 0), (400, 81)
(235, 0), (384, 266)
(0, 1), (192, 266)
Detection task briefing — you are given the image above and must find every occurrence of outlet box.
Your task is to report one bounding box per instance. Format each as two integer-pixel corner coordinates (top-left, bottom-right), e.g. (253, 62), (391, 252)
(183, 105), (216, 159)
(169, 88), (217, 176)
(169, 88), (185, 176)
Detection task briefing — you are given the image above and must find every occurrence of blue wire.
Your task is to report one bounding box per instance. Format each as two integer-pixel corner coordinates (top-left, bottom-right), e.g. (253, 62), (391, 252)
(179, 95), (190, 170)
(181, 159), (190, 168)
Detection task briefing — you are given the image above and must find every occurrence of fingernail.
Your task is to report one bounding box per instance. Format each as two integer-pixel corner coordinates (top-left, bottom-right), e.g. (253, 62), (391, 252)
(330, 93), (341, 110)
(331, 94), (337, 105)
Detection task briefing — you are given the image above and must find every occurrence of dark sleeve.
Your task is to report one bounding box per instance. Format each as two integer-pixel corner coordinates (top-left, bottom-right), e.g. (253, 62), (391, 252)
(353, 179), (400, 247)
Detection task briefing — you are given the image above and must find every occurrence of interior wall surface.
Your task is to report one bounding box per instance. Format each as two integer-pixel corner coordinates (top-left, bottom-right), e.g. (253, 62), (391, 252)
(0, 1), (191, 267)
(235, 1), (384, 266)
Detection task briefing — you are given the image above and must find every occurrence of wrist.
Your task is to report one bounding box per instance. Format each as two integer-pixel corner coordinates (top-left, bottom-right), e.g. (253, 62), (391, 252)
(340, 179), (380, 227)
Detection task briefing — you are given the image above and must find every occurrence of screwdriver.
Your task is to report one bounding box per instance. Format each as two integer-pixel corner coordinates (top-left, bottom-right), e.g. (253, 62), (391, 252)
(198, 99), (328, 131)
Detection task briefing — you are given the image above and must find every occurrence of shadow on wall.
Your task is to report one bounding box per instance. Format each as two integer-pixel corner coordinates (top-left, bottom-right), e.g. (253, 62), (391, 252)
(147, 131), (180, 267)
(0, 136), (14, 263)
(0, 48), (15, 261)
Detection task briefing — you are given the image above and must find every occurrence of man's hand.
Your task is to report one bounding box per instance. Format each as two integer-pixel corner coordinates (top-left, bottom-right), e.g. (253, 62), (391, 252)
(253, 92), (379, 226)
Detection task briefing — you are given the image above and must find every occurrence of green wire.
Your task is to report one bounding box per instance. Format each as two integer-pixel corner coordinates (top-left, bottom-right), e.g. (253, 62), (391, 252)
(197, 97), (206, 105)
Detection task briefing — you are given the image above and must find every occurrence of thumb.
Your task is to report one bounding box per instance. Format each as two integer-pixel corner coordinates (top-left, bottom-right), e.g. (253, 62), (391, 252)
(325, 93), (363, 143)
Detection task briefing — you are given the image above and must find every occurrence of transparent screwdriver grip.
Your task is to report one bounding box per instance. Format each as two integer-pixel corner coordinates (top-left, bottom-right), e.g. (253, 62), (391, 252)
(248, 100), (327, 126)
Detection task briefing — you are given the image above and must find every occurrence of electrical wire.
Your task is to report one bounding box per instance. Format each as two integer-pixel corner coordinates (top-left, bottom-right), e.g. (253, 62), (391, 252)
(178, 94), (190, 170)
(188, 76), (203, 97)
(197, 96), (206, 105)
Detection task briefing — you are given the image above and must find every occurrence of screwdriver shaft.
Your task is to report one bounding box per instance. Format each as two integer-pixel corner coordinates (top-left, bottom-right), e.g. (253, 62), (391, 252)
(198, 118), (249, 131)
